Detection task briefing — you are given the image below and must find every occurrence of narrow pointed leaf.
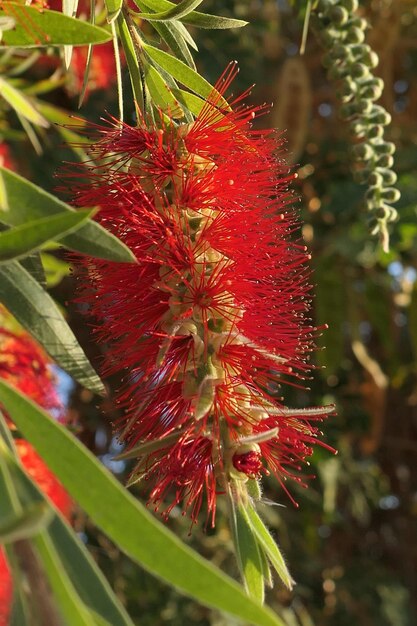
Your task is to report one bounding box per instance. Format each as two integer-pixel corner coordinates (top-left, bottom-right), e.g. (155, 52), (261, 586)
(0, 167), (136, 263)
(0, 381), (285, 626)
(145, 64), (183, 117)
(0, 262), (105, 394)
(245, 504), (294, 590)
(138, 0), (247, 29)
(0, 77), (48, 128)
(143, 44), (230, 109)
(34, 532), (97, 626)
(63, 0), (80, 67)
(139, 0), (204, 21)
(151, 19), (196, 69)
(0, 3), (112, 47)
(0, 209), (94, 262)
(0, 502), (53, 544)
(0, 440), (135, 626)
(104, 0), (123, 22)
(235, 504), (265, 603)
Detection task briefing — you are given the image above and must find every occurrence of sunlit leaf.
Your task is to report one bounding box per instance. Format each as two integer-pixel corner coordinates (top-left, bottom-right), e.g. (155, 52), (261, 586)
(0, 381), (285, 626)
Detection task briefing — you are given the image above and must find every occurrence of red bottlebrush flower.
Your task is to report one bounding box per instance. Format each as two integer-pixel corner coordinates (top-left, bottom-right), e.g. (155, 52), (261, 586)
(0, 144), (15, 171)
(0, 319), (72, 622)
(71, 63), (334, 525)
(0, 551), (13, 626)
(0, 327), (63, 418)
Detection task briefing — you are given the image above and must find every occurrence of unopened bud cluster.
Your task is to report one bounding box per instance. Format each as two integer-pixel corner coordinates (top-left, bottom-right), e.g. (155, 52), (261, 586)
(314, 0), (400, 251)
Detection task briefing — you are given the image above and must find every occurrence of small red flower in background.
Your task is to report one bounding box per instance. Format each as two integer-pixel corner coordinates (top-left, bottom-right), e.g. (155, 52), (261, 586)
(0, 317), (72, 623)
(45, 0), (119, 100)
(0, 144), (15, 171)
(72, 64), (333, 525)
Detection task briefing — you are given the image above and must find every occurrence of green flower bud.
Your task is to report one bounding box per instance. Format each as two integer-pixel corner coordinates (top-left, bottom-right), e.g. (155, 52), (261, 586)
(347, 16), (367, 31)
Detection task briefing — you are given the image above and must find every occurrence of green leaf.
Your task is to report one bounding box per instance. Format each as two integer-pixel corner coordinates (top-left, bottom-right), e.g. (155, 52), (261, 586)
(245, 504), (294, 590)
(0, 380), (284, 626)
(0, 502), (53, 544)
(19, 253), (46, 286)
(116, 13), (145, 110)
(63, 0), (80, 67)
(0, 77), (48, 128)
(234, 504), (265, 603)
(143, 44), (229, 109)
(104, 0), (122, 22)
(139, 0), (204, 21)
(0, 209), (94, 262)
(0, 262), (105, 394)
(41, 253), (71, 288)
(171, 87), (205, 116)
(145, 64), (183, 117)
(151, 19), (196, 70)
(34, 532), (98, 626)
(138, 0), (247, 29)
(0, 436), (135, 626)
(0, 167), (136, 263)
(0, 3), (112, 47)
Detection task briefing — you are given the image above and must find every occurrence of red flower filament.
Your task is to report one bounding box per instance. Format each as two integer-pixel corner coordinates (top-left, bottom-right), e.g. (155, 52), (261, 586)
(73, 64), (333, 526)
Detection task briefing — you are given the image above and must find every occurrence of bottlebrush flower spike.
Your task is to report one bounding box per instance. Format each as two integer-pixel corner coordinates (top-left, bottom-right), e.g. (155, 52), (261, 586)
(0, 316), (72, 621)
(71, 63), (334, 528)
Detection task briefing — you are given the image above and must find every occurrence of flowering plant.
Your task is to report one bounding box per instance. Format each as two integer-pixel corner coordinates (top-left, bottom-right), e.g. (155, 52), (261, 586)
(0, 0), (402, 624)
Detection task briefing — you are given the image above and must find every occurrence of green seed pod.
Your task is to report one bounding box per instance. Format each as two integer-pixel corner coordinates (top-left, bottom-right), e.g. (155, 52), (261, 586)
(376, 167), (397, 185)
(348, 16), (368, 31)
(362, 50), (379, 69)
(328, 6), (349, 26)
(387, 207), (398, 221)
(377, 154), (394, 168)
(375, 206), (391, 220)
(372, 141), (396, 155)
(327, 64), (349, 80)
(350, 120), (366, 137)
(352, 143), (374, 161)
(346, 27), (365, 44)
(351, 63), (369, 79)
(360, 85), (383, 101)
(329, 43), (352, 61)
(365, 187), (380, 202)
(369, 105), (391, 125)
(350, 43), (371, 60)
(367, 171), (384, 187)
(382, 187), (401, 203)
(340, 102), (358, 119)
(356, 99), (373, 115)
(340, 0), (359, 11)
(366, 125), (384, 140)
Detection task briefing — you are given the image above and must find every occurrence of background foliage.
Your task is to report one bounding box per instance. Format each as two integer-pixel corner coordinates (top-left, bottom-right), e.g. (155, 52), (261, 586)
(1, 0), (416, 624)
